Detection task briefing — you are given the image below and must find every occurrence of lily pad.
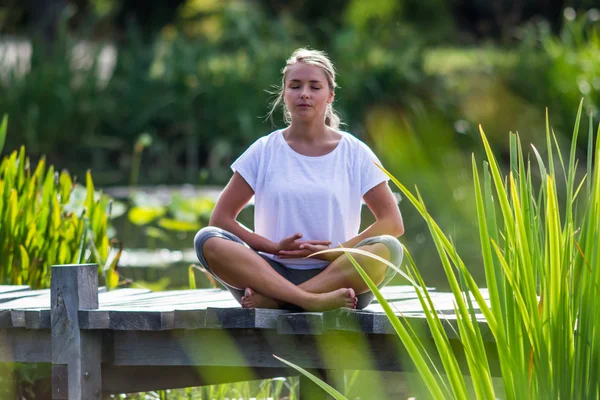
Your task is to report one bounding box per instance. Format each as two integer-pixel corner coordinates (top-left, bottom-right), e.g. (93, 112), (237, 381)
(128, 206), (166, 225)
(158, 218), (201, 232)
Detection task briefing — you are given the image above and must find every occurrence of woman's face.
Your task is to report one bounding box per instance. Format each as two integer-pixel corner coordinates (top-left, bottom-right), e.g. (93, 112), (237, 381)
(283, 63), (334, 123)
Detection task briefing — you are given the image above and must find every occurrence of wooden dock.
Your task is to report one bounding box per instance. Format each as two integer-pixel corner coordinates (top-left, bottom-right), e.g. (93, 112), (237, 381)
(0, 264), (495, 399)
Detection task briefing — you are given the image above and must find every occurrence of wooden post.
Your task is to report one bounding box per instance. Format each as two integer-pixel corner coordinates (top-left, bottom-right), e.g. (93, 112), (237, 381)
(51, 264), (102, 399)
(299, 369), (329, 400)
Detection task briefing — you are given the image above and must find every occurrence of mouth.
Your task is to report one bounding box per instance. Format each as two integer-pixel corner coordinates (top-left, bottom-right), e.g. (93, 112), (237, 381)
(297, 104), (311, 108)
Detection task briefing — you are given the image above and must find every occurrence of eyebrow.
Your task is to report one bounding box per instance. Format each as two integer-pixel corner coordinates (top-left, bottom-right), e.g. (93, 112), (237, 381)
(289, 79), (323, 83)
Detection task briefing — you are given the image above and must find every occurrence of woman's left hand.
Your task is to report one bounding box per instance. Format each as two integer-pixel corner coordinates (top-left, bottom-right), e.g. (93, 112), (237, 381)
(278, 244), (339, 262)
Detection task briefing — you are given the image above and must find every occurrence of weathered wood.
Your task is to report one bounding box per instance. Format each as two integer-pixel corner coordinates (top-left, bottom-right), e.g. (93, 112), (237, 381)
(0, 294), (50, 310)
(0, 285), (30, 294)
(107, 309), (174, 330)
(78, 310), (110, 330)
(173, 309), (207, 329)
(0, 328), (52, 362)
(323, 309), (376, 333)
(205, 307), (288, 329)
(0, 309), (13, 328)
(0, 283), (501, 396)
(51, 264), (102, 399)
(110, 329), (407, 372)
(278, 313), (324, 335)
(8, 309), (24, 328)
(25, 309), (51, 329)
(52, 365), (68, 399)
(0, 289), (47, 303)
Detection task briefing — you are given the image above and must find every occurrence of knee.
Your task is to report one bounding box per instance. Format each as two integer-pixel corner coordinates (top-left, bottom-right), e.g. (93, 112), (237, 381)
(374, 235), (404, 267)
(194, 226), (227, 262)
(201, 237), (226, 263)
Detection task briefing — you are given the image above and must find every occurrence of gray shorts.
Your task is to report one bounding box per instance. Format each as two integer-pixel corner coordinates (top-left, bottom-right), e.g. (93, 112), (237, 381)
(193, 226), (404, 310)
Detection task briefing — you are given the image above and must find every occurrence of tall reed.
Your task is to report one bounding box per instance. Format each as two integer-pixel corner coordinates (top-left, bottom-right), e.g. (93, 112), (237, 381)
(278, 102), (600, 399)
(0, 115), (113, 289)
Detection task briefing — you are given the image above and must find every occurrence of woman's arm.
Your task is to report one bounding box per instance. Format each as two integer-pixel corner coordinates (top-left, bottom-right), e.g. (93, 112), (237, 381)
(209, 172), (279, 254)
(340, 181), (404, 249)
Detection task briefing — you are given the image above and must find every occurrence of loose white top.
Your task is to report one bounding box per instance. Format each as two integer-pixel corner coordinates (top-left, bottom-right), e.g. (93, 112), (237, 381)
(231, 129), (389, 269)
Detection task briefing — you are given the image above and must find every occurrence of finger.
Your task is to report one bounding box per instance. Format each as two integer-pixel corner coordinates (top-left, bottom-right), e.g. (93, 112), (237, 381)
(285, 232), (303, 243)
(305, 240), (331, 245)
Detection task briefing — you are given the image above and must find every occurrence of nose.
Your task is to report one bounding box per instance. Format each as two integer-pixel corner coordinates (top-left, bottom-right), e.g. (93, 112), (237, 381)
(300, 87), (310, 99)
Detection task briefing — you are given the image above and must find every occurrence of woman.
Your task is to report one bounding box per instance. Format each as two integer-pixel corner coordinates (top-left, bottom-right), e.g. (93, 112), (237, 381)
(194, 48), (404, 311)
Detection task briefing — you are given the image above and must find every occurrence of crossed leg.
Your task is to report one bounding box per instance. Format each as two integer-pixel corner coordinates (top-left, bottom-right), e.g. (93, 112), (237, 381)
(242, 243), (391, 309)
(202, 237), (356, 311)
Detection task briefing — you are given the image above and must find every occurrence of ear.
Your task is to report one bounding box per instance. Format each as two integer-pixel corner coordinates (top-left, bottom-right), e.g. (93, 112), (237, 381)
(328, 90), (335, 104)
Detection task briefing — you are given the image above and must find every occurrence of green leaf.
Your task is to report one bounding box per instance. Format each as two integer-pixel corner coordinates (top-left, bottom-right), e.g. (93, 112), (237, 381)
(188, 265), (197, 289)
(0, 114), (7, 154)
(273, 355), (348, 400)
(145, 227), (170, 242)
(19, 245), (30, 281)
(128, 206), (166, 225)
(58, 170), (73, 204)
(157, 218), (200, 232)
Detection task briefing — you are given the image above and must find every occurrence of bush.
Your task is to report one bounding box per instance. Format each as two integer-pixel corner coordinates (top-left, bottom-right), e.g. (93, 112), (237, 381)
(0, 0), (442, 186)
(0, 116), (114, 289)
(506, 10), (600, 139)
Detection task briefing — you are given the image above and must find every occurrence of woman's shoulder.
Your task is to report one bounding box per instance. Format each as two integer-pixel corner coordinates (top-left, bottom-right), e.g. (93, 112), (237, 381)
(337, 130), (374, 153)
(246, 129), (283, 150)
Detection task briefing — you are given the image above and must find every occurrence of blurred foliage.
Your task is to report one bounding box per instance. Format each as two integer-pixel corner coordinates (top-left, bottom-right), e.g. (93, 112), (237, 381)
(506, 9), (600, 141)
(1, 0), (599, 289)
(0, 0), (453, 186)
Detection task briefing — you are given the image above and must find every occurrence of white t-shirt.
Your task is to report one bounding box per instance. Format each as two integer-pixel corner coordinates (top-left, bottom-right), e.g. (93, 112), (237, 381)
(231, 129), (389, 270)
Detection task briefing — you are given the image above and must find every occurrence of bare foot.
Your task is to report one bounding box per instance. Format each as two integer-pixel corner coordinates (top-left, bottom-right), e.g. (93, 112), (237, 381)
(241, 288), (281, 309)
(306, 288), (357, 311)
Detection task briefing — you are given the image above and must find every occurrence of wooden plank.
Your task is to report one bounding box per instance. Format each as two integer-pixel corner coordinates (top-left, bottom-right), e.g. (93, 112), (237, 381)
(0, 285), (30, 294)
(0, 293), (50, 309)
(51, 264), (102, 400)
(277, 313), (324, 335)
(322, 309), (376, 333)
(24, 309), (50, 329)
(0, 289), (48, 304)
(0, 310), (13, 328)
(78, 310), (110, 330)
(110, 329), (406, 372)
(108, 310), (174, 330)
(103, 291), (234, 309)
(173, 309), (206, 329)
(0, 287), (111, 310)
(52, 365), (68, 400)
(9, 309), (24, 328)
(0, 328), (52, 362)
(205, 308), (288, 330)
(98, 288), (153, 304)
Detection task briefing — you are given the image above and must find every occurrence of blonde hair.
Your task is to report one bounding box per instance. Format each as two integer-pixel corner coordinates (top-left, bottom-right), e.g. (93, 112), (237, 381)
(267, 48), (343, 130)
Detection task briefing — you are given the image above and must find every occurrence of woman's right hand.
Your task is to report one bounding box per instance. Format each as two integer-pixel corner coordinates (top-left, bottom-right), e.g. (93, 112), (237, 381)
(275, 233), (331, 254)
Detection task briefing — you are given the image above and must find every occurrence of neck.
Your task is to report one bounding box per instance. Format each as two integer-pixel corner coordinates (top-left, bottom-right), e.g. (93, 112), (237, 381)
(286, 119), (331, 142)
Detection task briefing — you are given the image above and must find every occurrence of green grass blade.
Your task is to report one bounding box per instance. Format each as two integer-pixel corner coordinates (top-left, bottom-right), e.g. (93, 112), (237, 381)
(273, 355), (348, 400)
(342, 249), (449, 399)
(0, 115), (7, 154)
